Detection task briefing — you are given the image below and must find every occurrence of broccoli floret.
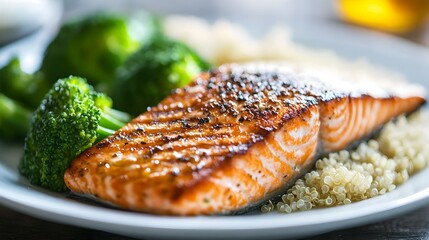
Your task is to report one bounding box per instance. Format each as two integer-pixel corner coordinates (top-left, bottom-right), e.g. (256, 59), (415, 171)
(41, 11), (161, 92)
(19, 76), (131, 192)
(0, 57), (50, 109)
(112, 36), (210, 115)
(0, 93), (32, 141)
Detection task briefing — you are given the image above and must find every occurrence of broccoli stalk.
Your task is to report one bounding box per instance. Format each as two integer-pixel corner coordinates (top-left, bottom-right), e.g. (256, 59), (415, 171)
(97, 107), (131, 141)
(19, 76), (131, 192)
(0, 93), (32, 141)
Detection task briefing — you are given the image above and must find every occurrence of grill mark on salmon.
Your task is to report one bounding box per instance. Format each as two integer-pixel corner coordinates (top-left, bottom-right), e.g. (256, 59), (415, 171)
(65, 63), (426, 215)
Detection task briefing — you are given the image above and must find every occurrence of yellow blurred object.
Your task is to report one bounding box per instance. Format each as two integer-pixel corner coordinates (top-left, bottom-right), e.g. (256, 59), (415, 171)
(338, 0), (429, 33)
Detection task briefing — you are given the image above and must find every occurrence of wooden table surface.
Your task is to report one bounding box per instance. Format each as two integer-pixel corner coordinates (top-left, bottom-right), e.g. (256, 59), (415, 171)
(2, 1), (429, 239)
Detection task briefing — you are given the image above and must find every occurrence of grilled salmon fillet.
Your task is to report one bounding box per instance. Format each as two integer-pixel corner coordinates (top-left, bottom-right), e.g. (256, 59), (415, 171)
(65, 63), (426, 215)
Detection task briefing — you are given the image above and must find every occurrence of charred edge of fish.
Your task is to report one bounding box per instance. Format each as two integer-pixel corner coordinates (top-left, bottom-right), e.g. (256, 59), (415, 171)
(280, 104), (314, 123)
(147, 146), (163, 156)
(127, 126), (146, 138)
(198, 117), (210, 125)
(113, 133), (132, 142)
(95, 138), (114, 149)
(83, 150), (98, 158)
(161, 135), (183, 143)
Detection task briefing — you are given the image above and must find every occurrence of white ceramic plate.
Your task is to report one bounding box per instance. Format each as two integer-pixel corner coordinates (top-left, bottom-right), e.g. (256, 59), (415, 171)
(1, 18), (429, 240)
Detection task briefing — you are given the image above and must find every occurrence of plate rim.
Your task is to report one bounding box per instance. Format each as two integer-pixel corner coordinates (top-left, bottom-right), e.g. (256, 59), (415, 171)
(0, 169), (428, 238)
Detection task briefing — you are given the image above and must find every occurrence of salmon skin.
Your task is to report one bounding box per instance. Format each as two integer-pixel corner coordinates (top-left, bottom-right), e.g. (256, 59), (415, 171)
(65, 63), (426, 215)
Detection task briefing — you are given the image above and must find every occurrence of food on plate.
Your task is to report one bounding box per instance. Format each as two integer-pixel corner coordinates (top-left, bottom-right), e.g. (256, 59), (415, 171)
(0, 58), (50, 141)
(0, 11), (427, 216)
(64, 63), (425, 215)
(0, 57), (49, 109)
(41, 11), (162, 93)
(262, 111), (429, 213)
(112, 36), (211, 115)
(19, 77), (131, 192)
(0, 93), (31, 140)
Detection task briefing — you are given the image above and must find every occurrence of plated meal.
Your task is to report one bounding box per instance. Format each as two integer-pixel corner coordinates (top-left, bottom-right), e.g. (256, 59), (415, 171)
(0, 10), (428, 218)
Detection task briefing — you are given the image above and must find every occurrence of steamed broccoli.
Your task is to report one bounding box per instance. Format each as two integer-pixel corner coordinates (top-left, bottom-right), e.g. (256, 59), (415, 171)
(0, 93), (32, 141)
(41, 11), (161, 92)
(0, 57), (50, 109)
(0, 58), (46, 142)
(19, 76), (131, 192)
(112, 36), (210, 116)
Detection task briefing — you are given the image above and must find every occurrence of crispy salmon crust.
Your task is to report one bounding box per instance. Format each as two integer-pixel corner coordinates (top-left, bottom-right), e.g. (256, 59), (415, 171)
(65, 64), (425, 215)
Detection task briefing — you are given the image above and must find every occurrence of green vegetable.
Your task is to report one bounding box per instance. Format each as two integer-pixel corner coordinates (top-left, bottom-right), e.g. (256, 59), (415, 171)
(0, 93), (32, 141)
(19, 76), (131, 192)
(0, 57), (50, 109)
(41, 11), (161, 93)
(113, 36), (210, 116)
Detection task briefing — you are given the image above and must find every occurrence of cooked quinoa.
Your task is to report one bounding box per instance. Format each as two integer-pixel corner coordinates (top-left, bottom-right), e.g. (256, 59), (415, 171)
(260, 111), (429, 213)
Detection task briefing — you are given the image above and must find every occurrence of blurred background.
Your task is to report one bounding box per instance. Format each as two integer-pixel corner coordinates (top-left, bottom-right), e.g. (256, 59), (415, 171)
(1, 0), (429, 79)
(1, 0), (429, 89)
(64, 0), (429, 46)
(2, 0), (429, 46)
(62, 0), (429, 36)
